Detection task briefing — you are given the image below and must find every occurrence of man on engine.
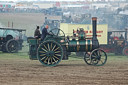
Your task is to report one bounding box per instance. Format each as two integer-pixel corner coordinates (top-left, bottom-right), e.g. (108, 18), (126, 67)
(41, 25), (49, 40)
(34, 26), (41, 39)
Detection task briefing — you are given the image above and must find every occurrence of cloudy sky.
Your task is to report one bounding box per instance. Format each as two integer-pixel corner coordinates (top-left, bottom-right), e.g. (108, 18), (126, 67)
(0, 0), (85, 2)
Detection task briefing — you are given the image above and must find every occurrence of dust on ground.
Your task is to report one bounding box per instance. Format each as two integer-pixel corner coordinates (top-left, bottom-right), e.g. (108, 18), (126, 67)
(0, 57), (128, 85)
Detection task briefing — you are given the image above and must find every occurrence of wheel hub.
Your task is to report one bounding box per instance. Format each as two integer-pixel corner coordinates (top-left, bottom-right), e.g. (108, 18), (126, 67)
(11, 45), (14, 48)
(46, 51), (55, 57)
(96, 56), (101, 60)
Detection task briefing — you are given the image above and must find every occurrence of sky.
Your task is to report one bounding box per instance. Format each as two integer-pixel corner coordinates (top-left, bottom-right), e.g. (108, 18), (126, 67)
(0, 0), (85, 2)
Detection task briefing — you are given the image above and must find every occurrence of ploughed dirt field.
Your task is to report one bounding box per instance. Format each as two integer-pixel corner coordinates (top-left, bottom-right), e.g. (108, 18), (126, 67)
(0, 53), (128, 85)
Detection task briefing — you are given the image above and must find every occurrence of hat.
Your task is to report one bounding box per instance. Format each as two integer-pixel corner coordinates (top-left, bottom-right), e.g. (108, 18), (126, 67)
(37, 26), (39, 29)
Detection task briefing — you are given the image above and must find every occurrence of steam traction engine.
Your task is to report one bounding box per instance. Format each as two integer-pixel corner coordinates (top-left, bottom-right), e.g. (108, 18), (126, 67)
(28, 17), (107, 66)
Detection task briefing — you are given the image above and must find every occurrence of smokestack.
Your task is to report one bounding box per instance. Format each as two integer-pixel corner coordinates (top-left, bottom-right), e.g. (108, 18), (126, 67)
(92, 17), (97, 39)
(92, 17), (99, 49)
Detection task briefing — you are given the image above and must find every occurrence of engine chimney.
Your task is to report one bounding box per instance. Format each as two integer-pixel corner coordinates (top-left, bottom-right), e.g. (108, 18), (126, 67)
(92, 17), (99, 49)
(92, 17), (97, 39)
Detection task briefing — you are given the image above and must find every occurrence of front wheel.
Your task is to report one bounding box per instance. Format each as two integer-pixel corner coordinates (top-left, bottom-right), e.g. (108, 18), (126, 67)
(90, 49), (107, 66)
(37, 40), (63, 66)
(84, 52), (92, 65)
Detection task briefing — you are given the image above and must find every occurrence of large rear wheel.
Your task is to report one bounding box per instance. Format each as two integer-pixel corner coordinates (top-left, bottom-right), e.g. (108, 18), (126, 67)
(37, 40), (63, 66)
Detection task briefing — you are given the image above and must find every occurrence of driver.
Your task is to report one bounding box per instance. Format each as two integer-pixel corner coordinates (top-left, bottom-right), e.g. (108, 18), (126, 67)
(34, 26), (41, 39)
(41, 25), (49, 40)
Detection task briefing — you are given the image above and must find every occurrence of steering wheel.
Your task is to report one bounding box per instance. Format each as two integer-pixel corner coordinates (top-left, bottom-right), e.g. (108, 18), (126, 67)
(49, 28), (65, 38)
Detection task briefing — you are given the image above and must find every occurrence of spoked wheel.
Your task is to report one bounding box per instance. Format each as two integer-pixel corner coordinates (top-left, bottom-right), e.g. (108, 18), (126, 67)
(84, 52), (92, 65)
(122, 47), (128, 56)
(37, 40), (63, 66)
(49, 28), (65, 38)
(90, 49), (107, 66)
(6, 39), (19, 53)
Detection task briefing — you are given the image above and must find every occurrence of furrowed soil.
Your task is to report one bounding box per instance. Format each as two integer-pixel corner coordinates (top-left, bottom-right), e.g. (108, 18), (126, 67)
(0, 55), (128, 85)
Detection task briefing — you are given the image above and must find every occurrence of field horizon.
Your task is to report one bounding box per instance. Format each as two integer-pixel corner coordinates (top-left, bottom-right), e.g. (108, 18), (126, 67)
(0, 13), (61, 37)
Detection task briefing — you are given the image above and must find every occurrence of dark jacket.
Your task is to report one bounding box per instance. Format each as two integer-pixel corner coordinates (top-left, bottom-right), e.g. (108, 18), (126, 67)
(41, 28), (49, 40)
(34, 29), (41, 39)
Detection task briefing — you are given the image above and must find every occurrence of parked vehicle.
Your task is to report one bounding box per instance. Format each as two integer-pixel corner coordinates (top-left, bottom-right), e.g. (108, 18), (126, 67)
(0, 28), (26, 53)
(100, 30), (128, 56)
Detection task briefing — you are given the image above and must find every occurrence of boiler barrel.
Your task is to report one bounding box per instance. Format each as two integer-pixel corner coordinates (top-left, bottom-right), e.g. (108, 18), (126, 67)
(66, 39), (93, 52)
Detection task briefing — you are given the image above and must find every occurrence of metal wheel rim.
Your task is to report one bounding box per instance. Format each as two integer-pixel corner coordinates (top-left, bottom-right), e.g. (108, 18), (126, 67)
(84, 52), (92, 65)
(90, 49), (107, 66)
(38, 41), (63, 66)
(6, 40), (18, 53)
(123, 47), (128, 56)
(49, 28), (65, 37)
